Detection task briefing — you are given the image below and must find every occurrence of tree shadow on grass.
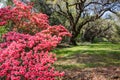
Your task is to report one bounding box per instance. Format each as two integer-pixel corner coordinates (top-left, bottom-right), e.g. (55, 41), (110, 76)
(54, 44), (120, 80)
(55, 50), (120, 69)
(55, 50), (120, 80)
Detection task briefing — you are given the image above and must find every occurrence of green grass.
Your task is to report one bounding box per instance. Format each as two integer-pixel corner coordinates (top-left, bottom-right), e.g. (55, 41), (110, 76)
(53, 43), (120, 70)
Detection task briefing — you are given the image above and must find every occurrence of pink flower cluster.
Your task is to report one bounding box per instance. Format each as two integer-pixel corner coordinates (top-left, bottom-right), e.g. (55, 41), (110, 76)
(0, 7), (12, 26)
(0, 44), (64, 80)
(0, 0), (49, 34)
(0, 0), (71, 80)
(0, 29), (68, 80)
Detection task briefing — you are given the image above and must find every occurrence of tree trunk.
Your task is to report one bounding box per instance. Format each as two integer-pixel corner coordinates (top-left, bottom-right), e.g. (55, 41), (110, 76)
(69, 32), (78, 45)
(82, 31), (96, 42)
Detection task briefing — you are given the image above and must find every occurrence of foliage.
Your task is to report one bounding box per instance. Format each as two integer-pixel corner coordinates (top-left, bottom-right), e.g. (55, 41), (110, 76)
(0, 26), (7, 41)
(45, 0), (120, 45)
(111, 21), (120, 43)
(0, 0), (71, 80)
(81, 19), (114, 42)
(0, 0), (49, 34)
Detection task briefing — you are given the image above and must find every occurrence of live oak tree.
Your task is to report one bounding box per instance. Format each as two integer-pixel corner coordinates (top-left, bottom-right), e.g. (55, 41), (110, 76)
(45, 0), (120, 45)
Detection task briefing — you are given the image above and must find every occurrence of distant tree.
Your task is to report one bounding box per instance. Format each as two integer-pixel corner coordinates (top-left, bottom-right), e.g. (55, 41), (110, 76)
(82, 19), (113, 42)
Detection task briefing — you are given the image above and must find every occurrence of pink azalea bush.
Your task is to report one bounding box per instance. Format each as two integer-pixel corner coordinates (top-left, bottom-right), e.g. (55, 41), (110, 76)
(0, 0), (50, 34)
(0, 0), (71, 80)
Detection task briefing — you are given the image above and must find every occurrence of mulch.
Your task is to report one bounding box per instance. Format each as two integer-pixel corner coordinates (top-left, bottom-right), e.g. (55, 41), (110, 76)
(62, 66), (120, 80)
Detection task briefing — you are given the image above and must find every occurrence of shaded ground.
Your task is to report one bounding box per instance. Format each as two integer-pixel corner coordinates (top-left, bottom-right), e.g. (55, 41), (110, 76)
(63, 67), (120, 80)
(53, 43), (120, 80)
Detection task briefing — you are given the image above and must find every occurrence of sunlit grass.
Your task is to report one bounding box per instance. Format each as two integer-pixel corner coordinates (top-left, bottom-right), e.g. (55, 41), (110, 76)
(53, 43), (120, 70)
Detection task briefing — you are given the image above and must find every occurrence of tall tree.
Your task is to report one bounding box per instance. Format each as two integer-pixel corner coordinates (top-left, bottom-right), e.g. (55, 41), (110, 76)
(45, 0), (120, 45)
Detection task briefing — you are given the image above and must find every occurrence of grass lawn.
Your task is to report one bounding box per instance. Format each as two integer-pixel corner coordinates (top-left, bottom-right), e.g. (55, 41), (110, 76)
(53, 42), (120, 70)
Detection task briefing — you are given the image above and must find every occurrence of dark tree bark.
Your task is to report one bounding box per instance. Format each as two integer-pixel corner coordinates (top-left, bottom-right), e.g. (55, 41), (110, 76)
(70, 31), (78, 45)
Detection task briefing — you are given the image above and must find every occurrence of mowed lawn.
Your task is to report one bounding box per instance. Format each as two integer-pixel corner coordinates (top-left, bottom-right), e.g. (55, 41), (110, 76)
(53, 43), (120, 70)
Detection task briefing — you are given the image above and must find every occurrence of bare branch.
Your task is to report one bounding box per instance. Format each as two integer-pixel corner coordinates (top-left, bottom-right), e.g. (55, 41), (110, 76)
(66, 2), (74, 23)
